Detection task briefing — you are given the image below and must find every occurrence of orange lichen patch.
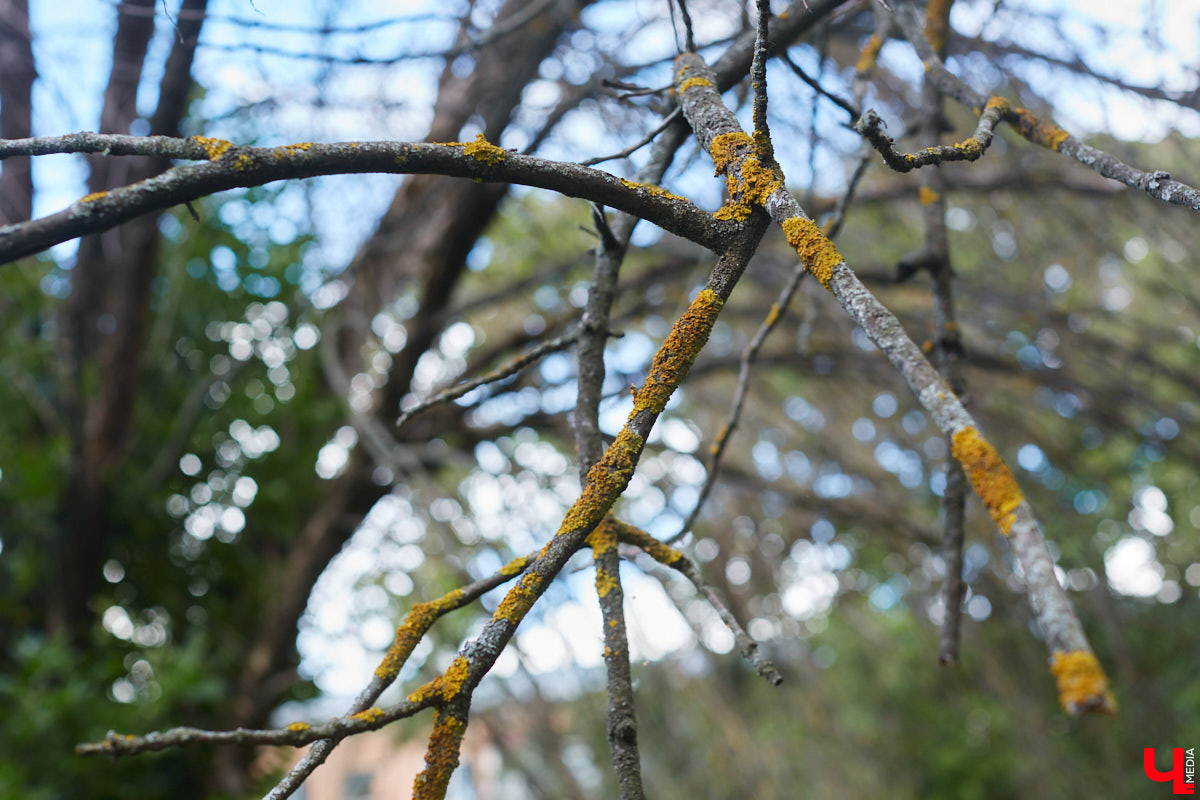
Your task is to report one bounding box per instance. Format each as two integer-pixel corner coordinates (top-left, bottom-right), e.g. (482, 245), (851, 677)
(349, 707), (385, 725)
(192, 136), (233, 160)
(442, 656), (470, 701)
(273, 142), (314, 159)
(499, 555), (529, 577)
(679, 77), (713, 93)
(633, 289), (724, 414)
(463, 133), (506, 166)
(1050, 650), (1117, 715)
(782, 216), (842, 290)
(1010, 107), (1070, 151)
(954, 138), (984, 159)
(594, 565), (618, 598)
(558, 427), (645, 536)
(233, 153), (254, 171)
(856, 34), (883, 73)
(709, 421), (730, 456)
(709, 131), (753, 175)
(494, 572), (543, 624)
(713, 153), (782, 221)
(984, 96), (1011, 114)
(80, 191), (107, 203)
(412, 712), (466, 800)
(764, 302), (783, 327)
(286, 722), (310, 733)
(924, 0), (952, 53)
(950, 427), (1024, 534)
(922, 339), (935, 353)
(619, 178), (687, 203)
(375, 589), (466, 680)
(586, 517), (618, 556)
(406, 676), (445, 705)
(618, 524), (683, 566)
(919, 186), (940, 206)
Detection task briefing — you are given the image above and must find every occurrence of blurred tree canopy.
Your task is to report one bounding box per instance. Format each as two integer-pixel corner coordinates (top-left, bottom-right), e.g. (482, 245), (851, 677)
(1, 0), (1198, 798)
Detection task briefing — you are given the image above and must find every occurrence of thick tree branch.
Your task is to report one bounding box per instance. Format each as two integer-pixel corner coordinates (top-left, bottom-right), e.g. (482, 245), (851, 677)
(0, 135), (734, 264)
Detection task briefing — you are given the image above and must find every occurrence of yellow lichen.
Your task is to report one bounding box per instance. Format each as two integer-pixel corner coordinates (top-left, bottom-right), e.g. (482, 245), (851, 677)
(349, 707), (385, 724)
(463, 133), (506, 166)
(782, 216), (842, 290)
(633, 289), (724, 414)
(233, 153), (254, 171)
(709, 132), (753, 175)
(950, 427), (1024, 535)
(80, 191), (107, 203)
(499, 555), (528, 577)
(286, 721), (310, 733)
(924, 0), (952, 53)
(586, 517), (618, 556)
(406, 676), (445, 704)
(1050, 650), (1117, 714)
(1010, 107), (1070, 151)
(412, 712), (466, 800)
(619, 178), (687, 203)
(709, 421), (730, 457)
(984, 96), (1011, 114)
(558, 427), (645, 536)
(712, 150), (782, 221)
(192, 136), (233, 160)
(953, 138), (984, 159)
(594, 565), (618, 598)
(442, 656), (470, 701)
(919, 186), (940, 206)
(494, 572), (543, 624)
(764, 303), (783, 327)
(618, 523), (684, 566)
(375, 589), (466, 680)
(856, 34), (884, 73)
(679, 77), (713, 93)
(273, 142), (314, 159)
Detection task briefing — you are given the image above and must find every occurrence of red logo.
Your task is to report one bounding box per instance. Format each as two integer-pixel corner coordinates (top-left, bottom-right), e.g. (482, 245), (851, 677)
(1145, 748), (1196, 795)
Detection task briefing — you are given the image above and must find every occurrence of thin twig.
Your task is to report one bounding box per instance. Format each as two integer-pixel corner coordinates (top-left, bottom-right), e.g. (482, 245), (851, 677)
(397, 326), (583, 429)
(781, 51), (860, 120)
(617, 522), (782, 685)
(581, 108), (682, 167)
(917, 0), (969, 667)
(854, 101), (1007, 173)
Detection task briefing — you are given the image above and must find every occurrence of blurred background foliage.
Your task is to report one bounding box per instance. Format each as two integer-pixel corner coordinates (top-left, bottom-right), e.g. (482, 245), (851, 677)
(1, 0), (1198, 798)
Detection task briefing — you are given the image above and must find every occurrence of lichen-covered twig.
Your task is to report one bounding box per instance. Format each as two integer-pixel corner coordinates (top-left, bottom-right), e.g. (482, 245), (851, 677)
(673, 39), (874, 545)
(404, 220), (768, 798)
(78, 694), (439, 758)
(854, 100), (1007, 173)
(262, 552), (536, 800)
(0, 133), (732, 265)
(675, 51), (1115, 714)
(891, 2), (1200, 214)
(396, 326), (583, 429)
(617, 521), (782, 685)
